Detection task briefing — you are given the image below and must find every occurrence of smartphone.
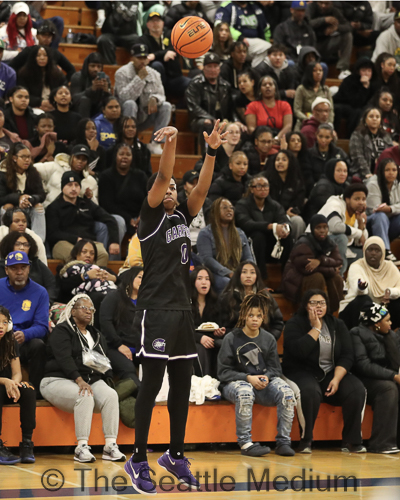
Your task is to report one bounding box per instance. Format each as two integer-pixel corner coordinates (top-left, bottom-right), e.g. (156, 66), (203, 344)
(97, 71), (106, 79)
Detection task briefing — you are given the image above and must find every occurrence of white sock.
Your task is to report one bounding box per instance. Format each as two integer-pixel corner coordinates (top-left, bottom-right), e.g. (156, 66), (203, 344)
(241, 442), (253, 450)
(97, 9), (105, 21)
(105, 438), (115, 447)
(78, 439), (88, 447)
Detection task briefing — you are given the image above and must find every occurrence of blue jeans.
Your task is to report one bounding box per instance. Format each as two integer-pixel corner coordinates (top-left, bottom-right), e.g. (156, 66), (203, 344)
(94, 214), (126, 260)
(122, 100), (172, 142)
(329, 233), (363, 275)
(222, 377), (295, 447)
(367, 211), (400, 250)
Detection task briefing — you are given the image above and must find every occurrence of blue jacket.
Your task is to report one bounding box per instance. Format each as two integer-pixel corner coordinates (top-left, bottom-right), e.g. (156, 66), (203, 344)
(93, 114), (116, 150)
(0, 277), (49, 341)
(0, 62), (16, 99)
(215, 1), (270, 41)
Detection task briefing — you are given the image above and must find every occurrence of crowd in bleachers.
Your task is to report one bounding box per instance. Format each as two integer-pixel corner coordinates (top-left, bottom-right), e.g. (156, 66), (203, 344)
(1, 0), (400, 467)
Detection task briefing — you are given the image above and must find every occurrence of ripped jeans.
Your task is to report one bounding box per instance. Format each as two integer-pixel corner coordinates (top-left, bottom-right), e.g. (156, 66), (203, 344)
(222, 377), (295, 447)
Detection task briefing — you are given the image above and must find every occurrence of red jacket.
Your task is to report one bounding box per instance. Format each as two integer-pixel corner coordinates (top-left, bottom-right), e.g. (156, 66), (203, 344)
(300, 117), (321, 148)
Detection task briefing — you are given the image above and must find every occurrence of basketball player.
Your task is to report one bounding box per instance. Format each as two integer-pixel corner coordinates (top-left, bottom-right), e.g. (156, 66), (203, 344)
(124, 121), (228, 494)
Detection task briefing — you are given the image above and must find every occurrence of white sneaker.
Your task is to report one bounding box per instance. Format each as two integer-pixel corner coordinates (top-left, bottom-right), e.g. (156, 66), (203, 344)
(102, 443), (126, 462)
(96, 9), (105, 28)
(74, 444), (96, 463)
(345, 248), (357, 258)
(385, 251), (400, 265)
(147, 141), (163, 155)
(338, 70), (351, 80)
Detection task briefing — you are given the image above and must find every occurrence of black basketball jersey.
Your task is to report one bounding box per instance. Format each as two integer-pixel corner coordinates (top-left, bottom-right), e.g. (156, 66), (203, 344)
(136, 197), (195, 311)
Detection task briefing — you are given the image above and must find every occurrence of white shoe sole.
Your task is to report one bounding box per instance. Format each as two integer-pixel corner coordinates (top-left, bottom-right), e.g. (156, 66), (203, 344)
(102, 453), (126, 461)
(125, 460), (157, 495)
(157, 460), (198, 489)
(74, 455), (96, 463)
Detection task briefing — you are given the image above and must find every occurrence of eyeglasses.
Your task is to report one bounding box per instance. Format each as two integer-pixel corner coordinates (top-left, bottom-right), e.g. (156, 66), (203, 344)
(309, 300), (327, 306)
(75, 306), (95, 313)
(16, 155), (31, 161)
(257, 139), (273, 145)
(252, 184), (269, 190)
(15, 242), (30, 248)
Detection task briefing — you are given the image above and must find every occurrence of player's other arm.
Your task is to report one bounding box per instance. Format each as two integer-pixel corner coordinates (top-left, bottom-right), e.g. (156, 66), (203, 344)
(148, 126), (178, 208)
(187, 120), (228, 217)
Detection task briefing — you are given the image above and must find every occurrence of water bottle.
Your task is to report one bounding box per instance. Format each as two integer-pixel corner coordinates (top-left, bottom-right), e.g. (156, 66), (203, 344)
(66, 29), (74, 44)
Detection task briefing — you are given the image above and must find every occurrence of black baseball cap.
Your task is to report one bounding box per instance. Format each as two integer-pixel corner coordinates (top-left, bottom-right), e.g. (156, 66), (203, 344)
(182, 170), (199, 184)
(37, 21), (57, 35)
(131, 44), (149, 57)
(71, 144), (90, 158)
(204, 52), (221, 66)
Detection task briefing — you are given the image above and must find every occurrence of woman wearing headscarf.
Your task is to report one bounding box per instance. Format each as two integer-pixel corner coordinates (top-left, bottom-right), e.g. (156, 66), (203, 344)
(351, 302), (400, 454)
(339, 236), (400, 330)
(282, 215), (343, 312)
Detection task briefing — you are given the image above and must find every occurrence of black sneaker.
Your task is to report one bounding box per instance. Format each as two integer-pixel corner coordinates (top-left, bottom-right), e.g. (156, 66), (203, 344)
(341, 443), (367, 453)
(0, 439), (21, 465)
(297, 440), (312, 454)
(241, 442), (271, 456)
(19, 439), (35, 463)
(275, 444), (295, 456)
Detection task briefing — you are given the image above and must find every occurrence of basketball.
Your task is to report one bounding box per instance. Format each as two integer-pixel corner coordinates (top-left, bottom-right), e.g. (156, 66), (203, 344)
(171, 16), (213, 58)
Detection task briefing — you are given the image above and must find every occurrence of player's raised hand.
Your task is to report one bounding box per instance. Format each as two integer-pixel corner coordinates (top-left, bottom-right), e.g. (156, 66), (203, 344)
(203, 119), (228, 150)
(154, 126), (178, 143)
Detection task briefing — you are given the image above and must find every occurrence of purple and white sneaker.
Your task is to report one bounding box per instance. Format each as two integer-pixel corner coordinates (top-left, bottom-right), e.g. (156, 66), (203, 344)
(124, 457), (157, 495)
(157, 450), (200, 488)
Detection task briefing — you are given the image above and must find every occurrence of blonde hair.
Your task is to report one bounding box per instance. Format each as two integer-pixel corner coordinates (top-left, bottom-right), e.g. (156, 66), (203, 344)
(236, 291), (270, 328)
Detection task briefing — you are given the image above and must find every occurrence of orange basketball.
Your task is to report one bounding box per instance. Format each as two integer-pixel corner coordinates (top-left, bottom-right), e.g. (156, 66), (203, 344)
(171, 16), (213, 58)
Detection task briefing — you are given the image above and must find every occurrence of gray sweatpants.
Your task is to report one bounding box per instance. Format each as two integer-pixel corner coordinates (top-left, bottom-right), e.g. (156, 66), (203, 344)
(40, 377), (119, 441)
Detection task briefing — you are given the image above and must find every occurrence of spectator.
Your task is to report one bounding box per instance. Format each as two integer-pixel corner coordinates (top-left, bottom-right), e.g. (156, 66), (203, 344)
(205, 22), (234, 69)
(119, 233), (142, 272)
(373, 53), (400, 110)
(293, 62), (333, 130)
(72, 119), (106, 174)
(333, 57), (376, 137)
(300, 97), (333, 148)
(283, 289), (366, 454)
(205, 121), (242, 177)
(235, 68), (259, 123)
(208, 151), (249, 206)
(342, 1), (377, 47)
(97, 1), (142, 65)
(372, 11), (400, 65)
(4, 86), (36, 140)
(0, 2), (10, 25)
(220, 41), (250, 99)
(29, 113), (68, 163)
(349, 107), (393, 180)
(370, 88), (400, 143)
(0, 304), (36, 465)
(0, 2), (37, 62)
(282, 214), (343, 313)
(115, 44), (172, 156)
(40, 294), (126, 463)
(0, 40), (16, 99)
(350, 302), (400, 454)
(34, 145), (99, 208)
(0, 143), (45, 241)
(45, 171), (119, 265)
(93, 96), (121, 151)
(281, 131), (312, 184)
(0, 250), (48, 398)
(26, 2), (64, 49)
(0, 107), (29, 160)
(273, 1), (317, 63)
(186, 52), (234, 155)
(377, 142), (400, 166)
(70, 53), (111, 119)
(197, 197), (254, 293)
(17, 45), (66, 111)
(165, 1), (212, 30)
(235, 175), (292, 280)
(215, 1), (271, 67)
(307, 1), (353, 80)
(49, 86), (82, 145)
(219, 261), (284, 338)
(218, 292), (296, 457)
(0, 231), (57, 303)
(293, 45), (324, 86)
(245, 76), (293, 140)
(241, 126), (275, 175)
(138, 11), (191, 98)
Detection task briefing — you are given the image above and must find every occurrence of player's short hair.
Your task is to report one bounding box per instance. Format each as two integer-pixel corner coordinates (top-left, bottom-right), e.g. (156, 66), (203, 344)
(147, 172), (177, 192)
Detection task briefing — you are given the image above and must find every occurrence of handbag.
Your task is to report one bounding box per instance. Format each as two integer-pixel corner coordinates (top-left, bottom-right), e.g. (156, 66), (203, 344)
(76, 327), (112, 374)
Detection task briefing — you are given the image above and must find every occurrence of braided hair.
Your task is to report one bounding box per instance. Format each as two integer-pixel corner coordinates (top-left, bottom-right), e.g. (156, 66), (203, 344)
(236, 291), (270, 329)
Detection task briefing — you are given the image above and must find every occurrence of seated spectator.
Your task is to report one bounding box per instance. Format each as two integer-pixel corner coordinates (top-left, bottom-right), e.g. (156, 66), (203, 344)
(207, 21), (233, 64)
(138, 11), (191, 98)
(0, 304), (36, 465)
(282, 214), (343, 313)
(219, 261), (284, 338)
(0, 250), (48, 397)
(0, 2), (37, 62)
(0, 231), (57, 303)
(301, 97), (333, 148)
(293, 45), (324, 87)
(340, 236), (400, 330)
(49, 86), (82, 145)
(115, 44), (172, 156)
(29, 113), (68, 163)
(281, 131), (312, 184)
(97, 1), (142, 65)
(245, 76), (293, 140)
(370, 88), (400, 143)
(218, 292), (296, 457)
(342, 1), (377, 47)
(203, 121), (242, 177)
(99, 266), (143, 388)
(350, 302), (400, 454)
(349, 107), (393, 180)
(283, 289), (367, 454)
(70, 53), (111, 119)
(72, 118), (106, 174)
(4, 86), (36, 140)
(208, 151), (249, 206)
(26, 2), (64, 49)
(40, 294), (126, 463)
(165, 1), (212, 31)
(372, 11), (400, 65)
(235, 69), (259, 123)
(119, 233), (143, 273)
(45, 171), (120, 266)
(307, 0), (353, 80)
(0, 106), (29, 160)
(99, 143), (148, 238)
(293, 62), (333, 130)
(106, 116), (151, 177)
(316, 183), (368, 275)
(190, 265), (225, 378)
(273, 1), (317, 63)
(34, 145), (99, 208)
(264, 150), (306, 240)
(333, 57), (376, 137)
(93, 96), (121, 151)
(0, 207), (46, 264)
(197, 197), (254, 293)
(366, 158), (400, 263)
(0, 143), (45, 241)
(17, 45), (66, 111)
(242, 126), (274, 175)
(377, 142), (400, 166)
(235, 175), (292, 280)
(0, 40), (16, 99)
(215, 2), (271, 67)
(220, 41), (250, 99)
(373, 53), (400, 111)
(9, 20), (75, 82)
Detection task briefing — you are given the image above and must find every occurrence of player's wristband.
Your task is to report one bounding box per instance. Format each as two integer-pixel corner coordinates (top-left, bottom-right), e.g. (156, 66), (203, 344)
(206, 146), (217, 157)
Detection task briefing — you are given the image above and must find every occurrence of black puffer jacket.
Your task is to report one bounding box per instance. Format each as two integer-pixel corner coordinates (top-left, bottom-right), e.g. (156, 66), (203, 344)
(306, 142), (349, 193)
(208, 166), (248, 206)
(0, 165), (45, 207)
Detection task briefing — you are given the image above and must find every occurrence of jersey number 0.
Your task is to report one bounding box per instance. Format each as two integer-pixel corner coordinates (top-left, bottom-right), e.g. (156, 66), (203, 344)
(181, 243), (189, 264)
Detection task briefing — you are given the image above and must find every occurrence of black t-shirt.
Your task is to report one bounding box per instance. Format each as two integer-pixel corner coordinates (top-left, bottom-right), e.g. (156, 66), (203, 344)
(136, 198), (195, 311)
(0, 339), (19, 378)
